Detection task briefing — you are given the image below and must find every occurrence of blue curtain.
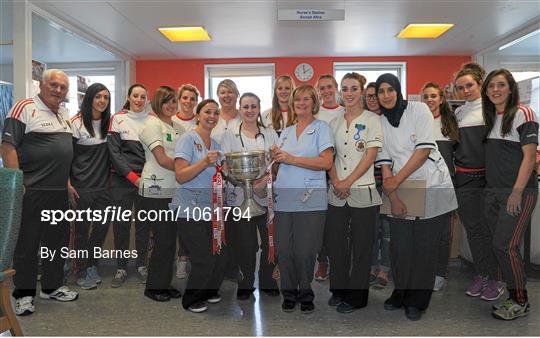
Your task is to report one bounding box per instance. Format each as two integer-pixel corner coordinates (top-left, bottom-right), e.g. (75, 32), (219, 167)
(0, 83), (14, 136)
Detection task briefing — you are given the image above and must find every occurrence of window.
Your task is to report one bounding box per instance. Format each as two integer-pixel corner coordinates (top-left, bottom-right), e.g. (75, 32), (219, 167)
(205, 64), (274, 111)
(334, 62), (407, 96)
(66, 75), (115, 117)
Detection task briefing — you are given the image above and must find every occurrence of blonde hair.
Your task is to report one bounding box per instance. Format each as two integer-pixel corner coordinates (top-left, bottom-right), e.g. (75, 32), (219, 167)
(290, 85), (320, 121)
(216, 79), (239, 97)
(271, 75), (296, 129)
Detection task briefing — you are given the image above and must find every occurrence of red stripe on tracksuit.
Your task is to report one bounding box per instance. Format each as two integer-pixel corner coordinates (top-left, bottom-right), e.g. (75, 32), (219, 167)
(10, 99), (33, 120)
(507, 194), (535, 303)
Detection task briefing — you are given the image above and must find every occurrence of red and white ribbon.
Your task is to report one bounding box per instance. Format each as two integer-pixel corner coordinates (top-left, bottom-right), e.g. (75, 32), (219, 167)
(212, 165), (226, 254)
(266, 161), (276, 264)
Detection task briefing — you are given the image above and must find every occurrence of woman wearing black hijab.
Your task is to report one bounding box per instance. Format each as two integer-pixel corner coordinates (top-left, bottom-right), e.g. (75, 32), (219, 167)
(374, 74), (457, 320)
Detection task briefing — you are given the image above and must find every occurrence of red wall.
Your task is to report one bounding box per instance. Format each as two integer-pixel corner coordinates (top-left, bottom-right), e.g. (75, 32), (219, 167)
(137, 55), (471, 98)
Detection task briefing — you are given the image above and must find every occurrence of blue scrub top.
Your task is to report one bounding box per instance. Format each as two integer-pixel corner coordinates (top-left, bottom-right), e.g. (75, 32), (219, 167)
(170, 130), (222, 219)
(274, 119), (334, 212)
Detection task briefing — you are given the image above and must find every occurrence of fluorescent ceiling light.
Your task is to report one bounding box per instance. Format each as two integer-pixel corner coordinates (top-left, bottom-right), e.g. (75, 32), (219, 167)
(397, 24), (454, 38)
(158, 27), (211, 42)
(498, 29), (540, 51)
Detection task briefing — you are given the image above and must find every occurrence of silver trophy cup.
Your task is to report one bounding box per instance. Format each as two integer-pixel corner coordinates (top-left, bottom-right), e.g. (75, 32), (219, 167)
(225, 150), (268, 217)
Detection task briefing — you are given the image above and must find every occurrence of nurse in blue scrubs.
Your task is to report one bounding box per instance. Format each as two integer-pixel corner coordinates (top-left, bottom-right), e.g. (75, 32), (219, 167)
(170, 99), (226, 313)
(271, 84), (334, 314)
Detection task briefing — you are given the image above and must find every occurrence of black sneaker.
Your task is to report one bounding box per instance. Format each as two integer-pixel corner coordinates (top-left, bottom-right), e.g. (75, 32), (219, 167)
(328, 294), (343, 306)
(207, 294), (221, 304)
(144, 290), (170, 302)
(405, 306), (423, 321)
(188, 301), (208, 313)
(282, 300), (296, 312)
(337, 301), (359, 313)
(236, 289), (254, 300)
(384, 298), (402, 311)
(300, 302), (315, 314)
(168, 288), (182, 299)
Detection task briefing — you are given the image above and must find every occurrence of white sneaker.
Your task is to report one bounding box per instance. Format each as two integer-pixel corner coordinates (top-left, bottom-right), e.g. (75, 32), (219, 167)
(111, 269), (127, 288)
(433, 275), (447, 292)
(137, 266), (148, 284)
(176, 259), (188, 279)
(39, 286), (79, 302)
(15, 296), (35, 316)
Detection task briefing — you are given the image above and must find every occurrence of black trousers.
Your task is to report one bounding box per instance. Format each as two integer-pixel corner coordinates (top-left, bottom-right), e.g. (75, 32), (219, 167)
(275, 210), (325, 303)
(228, 214), (278, 292)
(326, 204), (377, 308)
(12, 190), (70, 298)
(387, 213), (448, 311)
(177, 231), (189, 257)
(455, 172), (498, 278)
(73, 189), (111, 274)
(436, 212), (453, 277)
(140, 197), (176, 292)
(179, 219), (228, 309)
(110, 175), (149, 269)
(485, 189), (538, 304)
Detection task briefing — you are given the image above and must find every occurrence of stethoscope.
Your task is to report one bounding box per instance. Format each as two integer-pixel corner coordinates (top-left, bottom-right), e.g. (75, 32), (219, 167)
(238, 122), (266, 149)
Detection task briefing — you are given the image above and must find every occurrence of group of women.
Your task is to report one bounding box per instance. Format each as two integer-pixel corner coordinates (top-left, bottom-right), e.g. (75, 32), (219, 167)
(68, 63), (537, 321)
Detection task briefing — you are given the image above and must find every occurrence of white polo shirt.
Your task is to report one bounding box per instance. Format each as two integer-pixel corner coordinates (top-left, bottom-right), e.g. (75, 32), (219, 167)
(139, 115), (185, 198)
(375, 101), (457, 219)
(316, 104), (345, 124)
(261, 108), (290, 132)
(211, 114), (241, 143)
(328, 110), (383, 208)
(172, 113), (197, 132)
(221, 123), (280, 207)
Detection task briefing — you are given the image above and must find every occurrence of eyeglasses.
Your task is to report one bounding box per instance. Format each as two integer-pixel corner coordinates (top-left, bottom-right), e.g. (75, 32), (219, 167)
(366, 94), (377, 101)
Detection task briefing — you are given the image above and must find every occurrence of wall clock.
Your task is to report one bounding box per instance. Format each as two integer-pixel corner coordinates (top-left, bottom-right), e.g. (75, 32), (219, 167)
(294, 63), (314, 82)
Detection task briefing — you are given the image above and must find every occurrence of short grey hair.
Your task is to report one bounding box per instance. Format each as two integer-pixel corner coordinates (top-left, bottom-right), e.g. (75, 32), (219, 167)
(42, 69), (68, 83)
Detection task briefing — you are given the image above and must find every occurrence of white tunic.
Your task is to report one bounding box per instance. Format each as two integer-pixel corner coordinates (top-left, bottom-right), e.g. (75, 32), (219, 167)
(376, 101), (457, 219)
(328, 110), (383, 208)
(211, 114), (241, 143)
(138, 115), (185, 198)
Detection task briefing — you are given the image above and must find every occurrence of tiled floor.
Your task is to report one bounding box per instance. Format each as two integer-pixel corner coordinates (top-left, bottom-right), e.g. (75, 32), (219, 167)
(5, 263), (540, 336)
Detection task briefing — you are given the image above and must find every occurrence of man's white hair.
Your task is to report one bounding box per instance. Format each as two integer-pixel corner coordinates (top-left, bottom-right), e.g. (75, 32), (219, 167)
(41, 69), (68, 83)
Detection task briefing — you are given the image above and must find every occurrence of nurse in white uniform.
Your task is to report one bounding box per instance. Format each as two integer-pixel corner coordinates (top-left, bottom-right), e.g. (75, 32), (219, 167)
(326, 73), (383, 313)
(139, 86), (184, 302)
(375, 73), (457, 321)
(271, 85), (334, 314)
(221, 92), (281, 300)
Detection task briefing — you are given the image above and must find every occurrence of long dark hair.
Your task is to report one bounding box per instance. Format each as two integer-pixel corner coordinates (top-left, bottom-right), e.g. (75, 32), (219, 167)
(482, 69), (520, 138)
(422, 82), (459, 142)
(122, 83), (147, 110)
(79, 83), (110, 138)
